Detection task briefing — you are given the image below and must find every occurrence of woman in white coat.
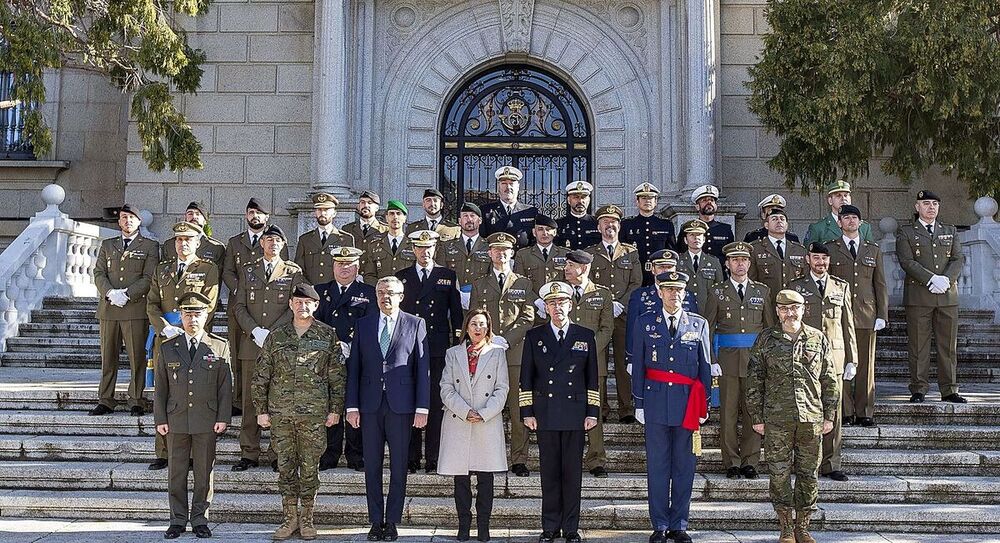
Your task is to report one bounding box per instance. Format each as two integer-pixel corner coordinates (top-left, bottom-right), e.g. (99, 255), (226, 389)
(438, 308), (509, 542)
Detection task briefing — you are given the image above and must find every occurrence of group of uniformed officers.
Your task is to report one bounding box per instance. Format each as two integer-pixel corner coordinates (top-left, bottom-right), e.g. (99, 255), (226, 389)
(90, 163), (966, 542)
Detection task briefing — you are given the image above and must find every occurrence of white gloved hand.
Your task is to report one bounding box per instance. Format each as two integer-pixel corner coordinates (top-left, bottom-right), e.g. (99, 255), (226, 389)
(338, 341), (350, 359)
(700, 412), (709, 424)
(929, 274), (951, 292)
(634, 408), (645, 425)
(492, 336), (509, 350)
(612, 301), (625, 318)
(928, 283), (946, 295)
(843, 362), (857, 381)
(534, 297), (547, 319)
(251, 327), (270, 348)
(162, 325), (184, 339)
(874, 318), (887, 332)
(711, 363), (723, 377)
(108, 289), (128, 307)
(459, 290), (471, 311)
(626, 362), (632, 375)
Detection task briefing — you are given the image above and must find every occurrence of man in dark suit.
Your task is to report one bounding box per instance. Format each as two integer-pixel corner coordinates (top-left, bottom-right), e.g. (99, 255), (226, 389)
(315, 246), (377, 471)
(520, 281), (600, 543)
(397, 230), (463, 473)
(346, 276), (430, 542)
(481, 166), (539, 249)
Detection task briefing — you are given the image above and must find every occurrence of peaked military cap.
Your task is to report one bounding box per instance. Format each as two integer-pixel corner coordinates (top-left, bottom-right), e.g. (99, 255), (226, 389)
(178, 292), (213, 311)
(566, 250), (593, 265)
(386, 200), (408, 214)
(691, 184), (720, 203)
(633, 182), (660, 197)
(650, 249), (679, 266)
(494, 166), (523, 182)
(681, 219), (709, 235)
(408, 230), (440, 247)
(827, 180), (852, 195)
(566, 181), (594, 195)
(331, 246), (364, 262)
(312, 192), (339, 209)
(486, 232), (516, 248)
(723, 242), (753, 259)
(595, 204), (623, 221)
(459, 202), (482, 217)
(775, 289), (805, 305)
(359, 190), (381, 205)
(758, 194), (786, 209)
(655, 271), (689, 288)
(838, 204), (862, 218)
(118, 204), (140, 219)
(534, 214), (557, 229)
(172, 221), (203, 238)
(261, 224), (286, 241)
(539, 281), (573, 301)
(291, 283), (320, 301)
(916, 190), (940, 202)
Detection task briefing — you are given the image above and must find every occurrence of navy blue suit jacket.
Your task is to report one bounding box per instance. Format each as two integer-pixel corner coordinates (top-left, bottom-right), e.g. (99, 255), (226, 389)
(395, 265), (463, 358)
(519, 323), (599, 431)
(314, 279), (377, 343)
(346, 311), (430, 414)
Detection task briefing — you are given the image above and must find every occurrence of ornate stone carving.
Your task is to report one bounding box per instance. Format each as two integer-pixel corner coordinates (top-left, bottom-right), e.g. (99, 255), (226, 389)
(571, 0), (650, 65)
(498, 0), (535, 53)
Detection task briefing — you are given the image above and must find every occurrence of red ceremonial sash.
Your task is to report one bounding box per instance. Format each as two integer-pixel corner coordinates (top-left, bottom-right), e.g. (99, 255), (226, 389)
(644, 368), (707, 431)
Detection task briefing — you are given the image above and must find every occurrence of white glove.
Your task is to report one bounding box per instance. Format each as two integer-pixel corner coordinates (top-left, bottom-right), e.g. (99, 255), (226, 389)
(162, 325), (184, 339)
(928, 274), (951, 292)
(711, 363), (723, 377)
(107, 289), (128, 307)
(928, 283), (946, 295)
(612, 301), (625, 318)
(459, 290), (471, 310)
(843, 362), (857, 381)
(626, 363), (632, 375)
(534, 298), (547, 319)
(251, 327), (270, 348)
(492, 336), (509, 350)
(874, 318), (886, 332)
(634, 408), (645, 425)
(338, 341), (350, 359)
(699, 412), (709, 424)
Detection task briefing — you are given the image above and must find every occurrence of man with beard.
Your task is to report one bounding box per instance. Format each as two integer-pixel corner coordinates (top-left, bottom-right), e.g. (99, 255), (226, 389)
(161, 201), (226, 268)
(555, 181), (600, 250)
(745, 195), (801, 244)
(405, 188), (461, 242)
(481, 166), (538, 248)
(436, 202), (492, 307)
(361, 200), (417, 285)
(222, 198), (288, 415)
(680, 185), (733, 261)
(295, 192), (356, 285)
(621, 183), (676, 286)
(342, 190), (388, 244)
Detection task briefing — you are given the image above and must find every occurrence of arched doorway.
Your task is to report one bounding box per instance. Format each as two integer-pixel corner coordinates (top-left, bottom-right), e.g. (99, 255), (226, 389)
(440, 64), (592, 219)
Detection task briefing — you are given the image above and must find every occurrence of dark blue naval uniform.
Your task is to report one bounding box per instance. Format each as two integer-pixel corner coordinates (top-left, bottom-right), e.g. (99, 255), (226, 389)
(520, 323), (599, 536)
(555, 211), (601, 250)
(315, 279), (376, 468)
(396, 264), (464, 469)
(744, 227), (799, 244)
(679, 219), (734, 261)
(630, 309), (711, 532)
(624, 285), (696, 371)
(621, 214), (677, 286)
(481, 201), (538, 249)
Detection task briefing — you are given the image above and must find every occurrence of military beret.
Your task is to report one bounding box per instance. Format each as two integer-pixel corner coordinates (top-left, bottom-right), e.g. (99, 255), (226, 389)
(566, 250), (593, 265)
(494, 166), (523, 182)
(459, 202), (482, 217)
(186, 201), (208, 217)
(766, 207), (787, 218)
(178, 292), (213, 311)
(539, 281), (572, 301)
(261, 224), (286, 241)
(359, 190), (381, 205)
(775, 289), (805, 305)
(291, 283), (320, 301)
(691, 184), (719, 203)
(486, 232), (516, 248)
(649, 249), (679, 266)
(408, 230), (440, 247)
(172, 221), (203, 237)
(827, 180), (852, 195)
(595, 204), (623, 221)
(566, 181), (594, 195)
(838, 204), (862, 219)
(311, 192), (339, 209)
(534, 214), (557, 229)
(423, 188), (444, 200)
(758, 194), (786, 209)
(246, 197), (269, 214)
(655, 271), (689, 288)
(117, 204), (140, 219)
(808, 242), (830, 255)
(331, 246), (364, 262)
(386, 200), (408, 214)
(682, 219), (709, 235)
(916, 190), (940, 202)
(633, 182), (660, 197)
(723, 242), (753, 259)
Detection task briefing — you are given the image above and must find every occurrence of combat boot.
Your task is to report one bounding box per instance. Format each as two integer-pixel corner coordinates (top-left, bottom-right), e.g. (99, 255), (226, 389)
(272, 498), (299, 540)
(299, 499), (317, 540)
(794, 509), (817, 543)
(776, 508), (795, 543)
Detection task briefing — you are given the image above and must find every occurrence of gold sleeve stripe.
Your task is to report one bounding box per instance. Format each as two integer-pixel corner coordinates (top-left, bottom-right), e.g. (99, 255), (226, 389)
(519, 399), (533, 407)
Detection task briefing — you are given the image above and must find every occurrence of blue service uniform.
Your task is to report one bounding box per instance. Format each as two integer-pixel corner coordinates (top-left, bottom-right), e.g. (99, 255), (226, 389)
(630, 310), (711, 532)
(624, 286), (696, 370)
(555, 212), (601, 250)
(621, 214), (677, 286)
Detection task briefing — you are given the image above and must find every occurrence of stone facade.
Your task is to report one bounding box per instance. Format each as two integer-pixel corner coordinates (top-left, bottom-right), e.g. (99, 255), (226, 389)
(0, 0), (978, 247)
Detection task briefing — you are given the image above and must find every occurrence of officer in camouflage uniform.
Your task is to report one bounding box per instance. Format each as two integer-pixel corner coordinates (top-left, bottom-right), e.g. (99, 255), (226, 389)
(749, 207), (807, 300)
(745, 290), (839, 543)
(360, 200), (416, 284)
(555, 181), (600, 250)
(294, 192), (356, 285)
(436, 202), (492, 304)
(160, 202), (226, 268)
(253, 283), (345, 541)
(676, 219), (723, 313)
(621, 182), (677, 286)
(342, 190), (389, 245)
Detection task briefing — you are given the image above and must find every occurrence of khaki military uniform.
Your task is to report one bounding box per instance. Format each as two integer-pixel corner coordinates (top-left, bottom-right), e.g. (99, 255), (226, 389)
(405, 218), (462, 242)
(749, 238), (807, 300)
(153, 332), (232, 529)
(585, 242), (643, 418)
(436, 235), (492, 287)
(745, 325), (839, 514)
(359, 234), (416, 285)
(567, 281), (614, 470)
(161, 236), (227, 269)
(895, 221), (964, 397)
(232, 258), (303, 462)
(788, 274), (856, 475)
(293, 227), (356, 285)
(342, 219), (388, 246)
(94, 235), (159, 409)
(826, 237), (888, 419)
(252, 320), (345, 505)
(703, 280), (774, 470)
(469, 271), (537, 465)
(514, 244), (570, 294)
(676, 251), (723, 313)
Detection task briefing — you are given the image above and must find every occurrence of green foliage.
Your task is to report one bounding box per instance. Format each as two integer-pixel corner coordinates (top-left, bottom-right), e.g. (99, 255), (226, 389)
(747, 0), (1000, 198)
(0, 0), (210, 171)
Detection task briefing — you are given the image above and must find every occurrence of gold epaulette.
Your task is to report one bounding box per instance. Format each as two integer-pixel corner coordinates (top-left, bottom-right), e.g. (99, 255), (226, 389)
(518, 390), (532, 407)
(587, 389), (601, 407)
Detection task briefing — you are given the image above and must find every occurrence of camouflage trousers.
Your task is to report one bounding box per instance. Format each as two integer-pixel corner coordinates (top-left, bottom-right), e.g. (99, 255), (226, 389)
(271, 415), (326, 502)
(764, 421), (822, 512)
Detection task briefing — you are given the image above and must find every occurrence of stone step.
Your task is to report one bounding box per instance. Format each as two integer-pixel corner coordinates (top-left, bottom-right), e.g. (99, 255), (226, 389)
(17, 322), (229, 338)
(887, 308), (996, 322)
(1, 489), (997, 533)
(3, 434), (998, 476)
(2, 460), (998, 506)
(39, 297), (228, 312)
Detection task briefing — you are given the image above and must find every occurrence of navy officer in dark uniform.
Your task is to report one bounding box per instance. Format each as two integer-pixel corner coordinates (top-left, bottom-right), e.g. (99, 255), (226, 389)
(621, 182), (677, 286)
(680, 184), (734, 261)
(481, 166), (538, 249)
(314, 246), (376, 471)
(631, 271), (712, 543)
(520, 281), (599, 543)
(555, 181), (600, 250)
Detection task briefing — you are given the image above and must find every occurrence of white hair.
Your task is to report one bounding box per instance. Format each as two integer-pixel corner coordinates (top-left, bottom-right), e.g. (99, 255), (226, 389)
(376, 276), (404, 291)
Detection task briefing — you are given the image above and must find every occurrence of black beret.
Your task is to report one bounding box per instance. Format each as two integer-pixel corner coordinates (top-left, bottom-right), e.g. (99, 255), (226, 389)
(247, 197), (269, 214)
(566, 250), (593, 265)
(838, 204), (862, 218)
(808, 242), (830, 255)
(534, 214), (557, 229)
(459, 202), (482, 217)
(359, 190), (381, 205)
(423, 188), (444, 199)
(291, 283), (320, 301)
(766, 207), (787, 218)
(916, 190), (940, 202)
(261, 224), (286, 241)
(186, 201), (207, 217)
(118, 204), (140, 219)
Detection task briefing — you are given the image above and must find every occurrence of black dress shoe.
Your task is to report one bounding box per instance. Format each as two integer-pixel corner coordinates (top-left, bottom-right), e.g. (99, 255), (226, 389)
(348, 460), (365, 472)
(319, 452), (339, 471)
(148, 458), (168, 470)
(564, 532), (582, 542)
(538, 531), (557, 542)
(88, 404), (114, 416)
(231, 406), (242, 417)
(163, 525), (185, 539)
(367, 523), (383, 541)
(843, 415), (856, 426)
(383, 522), (398, 541)
(589, 466), (608, 478)
(823, 470), (849, 481)
(910, 393), (925, 403)
(424, 462), (437, 474)
(725, 466), (741, 479)
(407, 461), (419, 474)
(476, 526), (491, 541)
(620, 414), (637, 424)
(130, 405), (145, 417)
(942, 393), (968, 404)
(511, 463), (530, 477)
(649, 530), (668, 543)
(740, 465), (759, 479)
(858, 417), (876, 427)
(193, 525), (212, 538)
(668, 530), (693, 543)
(230, 458), (258, 472)
(457, 526), (471, 541)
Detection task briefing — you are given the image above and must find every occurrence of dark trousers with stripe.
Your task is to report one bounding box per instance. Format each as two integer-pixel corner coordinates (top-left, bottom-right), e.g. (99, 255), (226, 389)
(537, 429), (585, 534)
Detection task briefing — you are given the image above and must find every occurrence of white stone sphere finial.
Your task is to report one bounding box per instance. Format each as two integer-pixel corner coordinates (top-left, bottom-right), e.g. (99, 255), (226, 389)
(974, 196), (997, 224)
(878, 216), (898, 239)
(35, 184), (67, 219)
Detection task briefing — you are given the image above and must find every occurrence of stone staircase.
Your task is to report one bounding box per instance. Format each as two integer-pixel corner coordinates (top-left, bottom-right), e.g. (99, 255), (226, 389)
(0, 296), (999, 534)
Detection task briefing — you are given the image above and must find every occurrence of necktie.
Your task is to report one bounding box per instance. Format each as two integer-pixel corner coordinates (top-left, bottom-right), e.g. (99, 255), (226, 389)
(542, 247), (549, 261)
(189, 337), (197, 359)
(251, 234), (259, 247)
(421, 268), (429, 283)
(340, 285), (347, 296)
(466, 238), (473, 255)
(429, 220), (437, 230)
(775, 240), (784, 260)
(122, 238), (131, 250)
(817, 279), (825, 295)
(849, 240), (857, 259)
(362, 224), (370, 237)
(737, 283), (745, 301)
(926, 223), (933, 235)
(391, 238), (399, 254)
(265, 263), (273, 279)
(498, 273), (505, 290)
(321, 231), (328, 245)
(506, 205), (513, 216)
(176, 262), (186, 280)
(607, 245), (614, 259)
(669, 316), (677, 337)
(380, 317), (391, 358)
(574, 286), (582, 303)
(558, 329), (565, 345)
(693, 254), (700, 272)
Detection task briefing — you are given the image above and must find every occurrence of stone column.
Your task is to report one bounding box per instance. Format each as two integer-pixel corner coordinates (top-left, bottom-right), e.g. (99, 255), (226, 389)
(311, 0), (353, 200)
(684, 0), (719, 192)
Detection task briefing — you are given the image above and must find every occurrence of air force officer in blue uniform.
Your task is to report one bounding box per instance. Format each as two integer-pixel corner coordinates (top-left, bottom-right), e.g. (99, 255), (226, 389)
(631, 271), (712, 543)
(346, 276), (430, 542)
